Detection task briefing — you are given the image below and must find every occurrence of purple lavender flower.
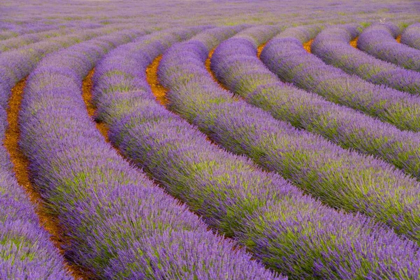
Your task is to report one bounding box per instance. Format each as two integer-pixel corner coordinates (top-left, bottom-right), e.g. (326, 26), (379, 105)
(19, 28), (281, 279)
(261, 25), (420, 132)
(356, 23), (420, 72)
(312, 23), (420, 94)
(94, 26), (420, 279)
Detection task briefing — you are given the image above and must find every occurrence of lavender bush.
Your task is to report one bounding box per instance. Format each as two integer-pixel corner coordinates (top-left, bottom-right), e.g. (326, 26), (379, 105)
(401, 23), (420, 50)
(312, 23), (420, 94)
(19, 28), (280, 280)
(211, 26), (420, 181)
(159, 27), (420, 246)
(261, 26), (420, 131)
(93, 26), (420, 279)
(356, 23), (420, 71)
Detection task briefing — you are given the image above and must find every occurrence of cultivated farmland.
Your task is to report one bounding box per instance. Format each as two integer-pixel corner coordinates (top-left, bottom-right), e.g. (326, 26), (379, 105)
(1, 0), (420, 279)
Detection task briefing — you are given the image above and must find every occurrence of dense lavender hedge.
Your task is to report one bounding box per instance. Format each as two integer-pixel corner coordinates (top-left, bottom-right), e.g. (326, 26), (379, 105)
(160, 26), (420, 246)
(0, 106), (71, 278)
(19, 28), (280, 280)
(93, 26), (420, 279)
(261, 26), (420, 132)
(211, 26), (420, 182)
(0, 22), (135, 280)
(357, 23), (420, 71)
(401, 23), (420, 50)
(312, 24), (420, 94)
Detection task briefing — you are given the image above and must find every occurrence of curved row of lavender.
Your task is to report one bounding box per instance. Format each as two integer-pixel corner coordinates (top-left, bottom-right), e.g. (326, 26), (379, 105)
(0, 25), (136, 112)
(312, 24), (420, 94)
(0, 100), (72, 277)
(357, 23), (420, 72)
(93, 25), (420, 279)
(160, 25), (420, 245)
(211, 26), (420, 182)
(0, 26), (143, 280)
(18, 28), (280, 280)
(261, 26), (420, 132)
(401, 23), (420, 50)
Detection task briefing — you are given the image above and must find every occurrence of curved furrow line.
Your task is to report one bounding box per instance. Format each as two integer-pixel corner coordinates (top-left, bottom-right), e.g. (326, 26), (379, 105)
(0, 79), (73, 279)
(401, 23), (420, 50)
(349, 36), (358, 48)
(82, 69), (110, 141)
(261, 25), (420, 132)
(145, 55), (169, 106)
(302, 39), (313, 53)
(357, 24), (420, 72)
(94, 25), (420, 279)
(212, 24), (420, 183)
(312, 24), (420, 94)
(20, 27), (280, 280)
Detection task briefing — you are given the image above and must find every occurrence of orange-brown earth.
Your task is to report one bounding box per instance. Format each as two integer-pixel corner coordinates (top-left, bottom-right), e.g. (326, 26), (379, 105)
(82, 69), (110, 141)
(205, 48), (231, 91)
(350, 36), (358, 48)
(146, 55), (169, 106)
(4, 79), (85, 280)
(257, 42), (267, 58)
(303, 39), (313, 53)
(396, 35), (401, 43)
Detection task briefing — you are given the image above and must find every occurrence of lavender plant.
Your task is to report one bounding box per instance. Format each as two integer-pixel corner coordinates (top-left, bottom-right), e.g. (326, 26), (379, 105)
(93, 27), (420, 279)
(312, 24), (420, 94)
(356, 23), (420, 72)
(211, 26), (420, 181)
(261, 26), (420, 131)
(159, 27), (420, 245)
(19, 28), (280, 280)
(401, 23), (420, 50)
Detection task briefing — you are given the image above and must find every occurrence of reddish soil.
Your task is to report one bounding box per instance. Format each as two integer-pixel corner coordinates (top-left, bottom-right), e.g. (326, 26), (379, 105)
(303, 39), (313, 53)
(146, 55), (169, 106)
(257, 42), (267, 58)
(82, 69), (110, 141)
(350, 36), (358, 48)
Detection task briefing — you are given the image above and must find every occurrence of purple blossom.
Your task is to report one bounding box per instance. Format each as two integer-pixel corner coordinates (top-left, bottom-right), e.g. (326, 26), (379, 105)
(312, 23), (420, 94)
(94, 26), (420, 279)
(19, 28), (280, 279)
(357, 23), (420, 71)
(261, 25), (420, 132)
(401, 23), (420, 50)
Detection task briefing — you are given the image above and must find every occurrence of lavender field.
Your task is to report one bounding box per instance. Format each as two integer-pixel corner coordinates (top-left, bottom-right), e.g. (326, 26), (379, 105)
(2, 0), (420, 279)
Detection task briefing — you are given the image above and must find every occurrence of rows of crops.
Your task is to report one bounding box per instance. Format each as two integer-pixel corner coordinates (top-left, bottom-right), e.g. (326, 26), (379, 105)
(2, 1), (420, 279)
